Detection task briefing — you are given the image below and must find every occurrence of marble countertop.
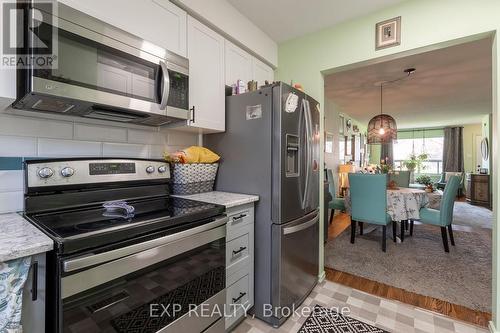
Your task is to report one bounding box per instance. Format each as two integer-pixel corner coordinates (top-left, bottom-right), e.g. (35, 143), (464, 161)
(0, 213), (53, 262)
(174, 191), (259, 208)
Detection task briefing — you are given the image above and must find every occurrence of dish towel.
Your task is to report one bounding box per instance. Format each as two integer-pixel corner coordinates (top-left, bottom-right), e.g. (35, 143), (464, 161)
(0, 256), (31, 333)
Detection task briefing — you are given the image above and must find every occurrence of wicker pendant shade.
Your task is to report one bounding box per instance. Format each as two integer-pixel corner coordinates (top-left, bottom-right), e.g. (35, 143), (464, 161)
(367, 114), (397, 144)
(367, 79), (398, 145)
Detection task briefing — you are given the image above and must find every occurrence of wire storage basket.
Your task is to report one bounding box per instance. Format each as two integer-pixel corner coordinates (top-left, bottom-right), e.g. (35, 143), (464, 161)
(170, 163), (219, 195)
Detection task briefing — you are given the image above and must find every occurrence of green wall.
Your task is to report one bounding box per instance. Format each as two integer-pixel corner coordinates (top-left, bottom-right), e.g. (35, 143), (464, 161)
(277, 0), (500, 328)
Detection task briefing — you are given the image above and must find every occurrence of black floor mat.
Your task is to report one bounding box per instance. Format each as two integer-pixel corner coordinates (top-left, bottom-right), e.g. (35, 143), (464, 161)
(298, 305), (389, 333)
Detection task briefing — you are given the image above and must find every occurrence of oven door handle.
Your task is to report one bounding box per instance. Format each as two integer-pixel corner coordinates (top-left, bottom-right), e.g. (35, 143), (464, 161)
(63, 216), (228, 273)
(159, 61), (170, 110)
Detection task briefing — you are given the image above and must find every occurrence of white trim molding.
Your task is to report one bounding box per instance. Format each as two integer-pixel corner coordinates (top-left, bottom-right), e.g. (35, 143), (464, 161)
(318, 270), (326, 283)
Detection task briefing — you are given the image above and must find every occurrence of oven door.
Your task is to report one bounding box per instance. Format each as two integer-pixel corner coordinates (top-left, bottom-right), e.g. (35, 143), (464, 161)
(16, 3), (189, 125)
(57, 219), (226, 333)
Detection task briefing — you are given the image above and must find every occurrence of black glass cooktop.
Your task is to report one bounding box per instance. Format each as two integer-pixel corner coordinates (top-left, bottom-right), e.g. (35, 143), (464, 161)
(25, 196), (225, 254)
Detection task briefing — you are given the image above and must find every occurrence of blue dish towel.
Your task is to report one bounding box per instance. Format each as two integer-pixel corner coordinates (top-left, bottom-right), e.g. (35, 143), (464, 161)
(0, 257), (31, 333)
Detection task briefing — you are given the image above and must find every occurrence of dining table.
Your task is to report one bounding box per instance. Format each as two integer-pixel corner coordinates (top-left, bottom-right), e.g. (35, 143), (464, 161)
(343, 187), (430, 241)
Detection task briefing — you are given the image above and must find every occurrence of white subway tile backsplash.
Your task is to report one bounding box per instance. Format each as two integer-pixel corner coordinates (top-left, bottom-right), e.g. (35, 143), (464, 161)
(149, 145), (166, 159)
(102, 143), (149, 158)
(74, 124), (127, 143)
(128, 129), (166, 145)
(167, 130), (198, 146)
(0, 135), (37, 156)
(0, 114), (73, 139)
(38, 138), (102, 157)
(0, 171), (23, 192)
(0, 111), (199, 213)
(0, 191), (23, 213)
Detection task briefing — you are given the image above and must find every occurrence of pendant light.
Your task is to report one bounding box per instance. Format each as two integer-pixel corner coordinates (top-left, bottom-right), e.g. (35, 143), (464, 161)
(367, 84), (397, 144)
(367, 68), (416, 145)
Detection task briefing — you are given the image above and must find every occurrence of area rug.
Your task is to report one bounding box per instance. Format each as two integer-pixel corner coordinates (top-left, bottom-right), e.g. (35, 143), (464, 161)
(453, 202), (493, 229)
(298, 305), (387, 333)
(325, 204), (492, 312)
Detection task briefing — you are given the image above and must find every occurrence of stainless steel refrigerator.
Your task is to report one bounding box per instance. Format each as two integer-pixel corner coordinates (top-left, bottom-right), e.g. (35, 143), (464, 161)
(205, 82), (320, 327)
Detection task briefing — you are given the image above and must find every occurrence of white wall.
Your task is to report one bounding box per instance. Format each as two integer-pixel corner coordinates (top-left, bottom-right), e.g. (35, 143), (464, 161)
(173, 0), (278, 67)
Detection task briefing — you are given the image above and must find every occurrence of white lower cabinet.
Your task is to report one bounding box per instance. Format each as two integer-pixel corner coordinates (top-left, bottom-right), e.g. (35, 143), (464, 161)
(225, 203), (254, 331)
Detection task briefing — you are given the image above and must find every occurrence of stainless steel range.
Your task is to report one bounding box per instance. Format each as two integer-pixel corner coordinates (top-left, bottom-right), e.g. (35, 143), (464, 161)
(23, 158), (227, 333)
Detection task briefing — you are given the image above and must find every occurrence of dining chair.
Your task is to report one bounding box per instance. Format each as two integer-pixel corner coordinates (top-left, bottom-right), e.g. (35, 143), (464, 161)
(348, 173), (395, 252)
(389, 171), (411, 188)
(416, 175), (460, 252)
(327, 169), (346, 224)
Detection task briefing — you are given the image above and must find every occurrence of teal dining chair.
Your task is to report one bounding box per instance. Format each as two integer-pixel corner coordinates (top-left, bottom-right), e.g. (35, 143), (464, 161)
(327, 169), (345, 224)
(348, 173), (395, 252)
(389, 171), (411, 188)
(417, 175), (460, 252)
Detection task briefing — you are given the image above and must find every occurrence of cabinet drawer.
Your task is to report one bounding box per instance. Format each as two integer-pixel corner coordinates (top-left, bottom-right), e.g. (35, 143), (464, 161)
(226, 208), (252, 240)
(226, 233), (250, 275)
(225, 274), (250, 329)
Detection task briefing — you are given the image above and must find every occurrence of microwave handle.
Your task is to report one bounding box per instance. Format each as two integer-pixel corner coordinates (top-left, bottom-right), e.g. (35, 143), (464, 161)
(159, 61), (170, 110)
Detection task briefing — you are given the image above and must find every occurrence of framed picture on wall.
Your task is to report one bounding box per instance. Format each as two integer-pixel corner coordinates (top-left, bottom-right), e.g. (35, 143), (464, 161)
(339, 115), (345, 135)
(376, 16), (401, 50)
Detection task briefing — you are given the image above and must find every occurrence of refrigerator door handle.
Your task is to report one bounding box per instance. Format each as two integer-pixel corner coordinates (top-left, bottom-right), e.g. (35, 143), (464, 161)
(301, 99), (310, 210)
(302, 99), (313, 210)
(283, 214), (319, 235)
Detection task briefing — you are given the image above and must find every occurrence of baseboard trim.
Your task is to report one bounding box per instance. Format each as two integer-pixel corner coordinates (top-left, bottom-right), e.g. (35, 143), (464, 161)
(489, 321), (498, 333)
(318, 270), (326, 283)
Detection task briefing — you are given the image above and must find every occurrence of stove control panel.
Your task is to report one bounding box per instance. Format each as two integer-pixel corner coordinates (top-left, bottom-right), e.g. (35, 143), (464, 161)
(26, 159), (170, 188)
(37, 167), (54, 179)
(89, 163), (136, 175)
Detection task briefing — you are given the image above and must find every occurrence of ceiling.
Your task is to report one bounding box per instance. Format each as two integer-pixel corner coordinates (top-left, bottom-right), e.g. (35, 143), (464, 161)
(227, 0), (407, 42)
(325, 38), (493, 129)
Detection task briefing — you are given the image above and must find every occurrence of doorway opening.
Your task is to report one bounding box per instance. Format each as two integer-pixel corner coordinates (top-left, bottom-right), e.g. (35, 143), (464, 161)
(322, 35), (495, 328)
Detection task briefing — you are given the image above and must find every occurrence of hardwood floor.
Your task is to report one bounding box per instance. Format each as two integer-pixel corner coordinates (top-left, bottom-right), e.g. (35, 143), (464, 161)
(324, 267), (491, 328)
(327, 211), (351, 239)
(326, 211), (492, 328)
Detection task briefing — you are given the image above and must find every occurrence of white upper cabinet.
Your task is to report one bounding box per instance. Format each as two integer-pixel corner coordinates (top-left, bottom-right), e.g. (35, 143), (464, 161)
(225, 41), (253, 87)
(187, 16), (225, 132)
(149, 0), (187, 56)
(60, 0), (187, 57)
(252, 57), (274, 87)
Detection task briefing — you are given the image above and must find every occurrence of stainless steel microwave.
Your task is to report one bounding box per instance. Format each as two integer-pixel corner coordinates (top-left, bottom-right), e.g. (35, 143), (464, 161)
(13, 2), (190, 126)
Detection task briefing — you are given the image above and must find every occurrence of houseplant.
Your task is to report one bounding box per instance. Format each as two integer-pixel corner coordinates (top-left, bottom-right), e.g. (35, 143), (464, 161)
(403, 153), (429, 172)
(416, 174), (434, 192)
(403, 153), (429, 183)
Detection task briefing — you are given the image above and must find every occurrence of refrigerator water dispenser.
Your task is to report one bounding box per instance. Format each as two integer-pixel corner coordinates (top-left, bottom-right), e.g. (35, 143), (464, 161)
(286, 134), (299, 177)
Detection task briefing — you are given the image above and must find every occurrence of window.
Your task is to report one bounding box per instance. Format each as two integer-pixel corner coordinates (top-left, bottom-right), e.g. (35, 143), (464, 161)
(393, 136), (444, 175)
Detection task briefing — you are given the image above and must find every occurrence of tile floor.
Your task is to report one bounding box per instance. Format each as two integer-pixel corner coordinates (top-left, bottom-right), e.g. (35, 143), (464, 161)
(231, 279), (488, 333)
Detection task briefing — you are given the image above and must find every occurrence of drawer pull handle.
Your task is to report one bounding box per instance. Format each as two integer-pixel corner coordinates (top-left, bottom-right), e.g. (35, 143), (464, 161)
(232, 214), (247, 221)
(31, 261), (38, 301)
(232, 246), (247, 255)
(232, 292), (247, 303)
